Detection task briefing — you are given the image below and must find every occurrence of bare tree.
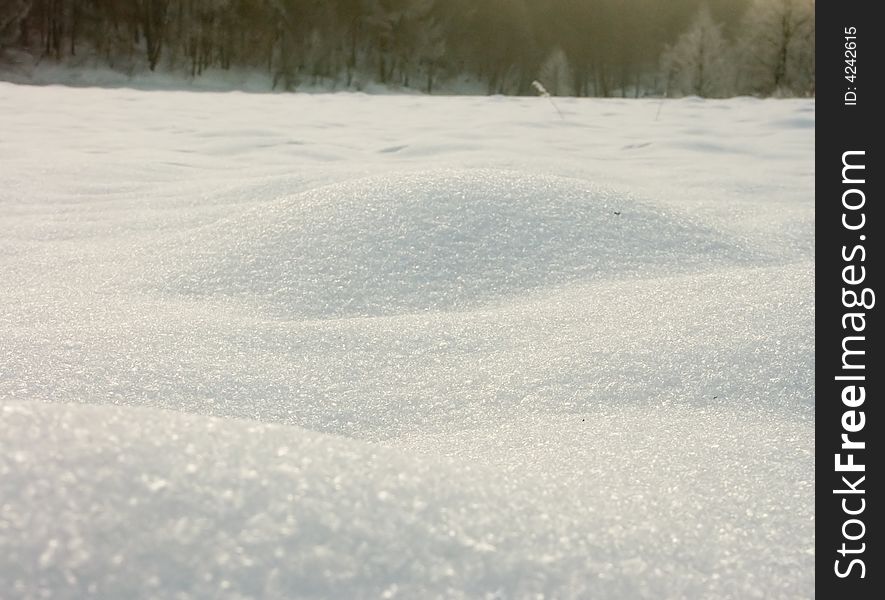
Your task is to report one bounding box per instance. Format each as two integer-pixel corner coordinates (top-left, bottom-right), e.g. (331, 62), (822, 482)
(136, 0), (170, 71)
(1, 0), (32, 48)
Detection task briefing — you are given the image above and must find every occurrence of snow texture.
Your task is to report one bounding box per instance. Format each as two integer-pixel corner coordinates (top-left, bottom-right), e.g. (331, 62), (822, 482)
(0, 84), (814, 599)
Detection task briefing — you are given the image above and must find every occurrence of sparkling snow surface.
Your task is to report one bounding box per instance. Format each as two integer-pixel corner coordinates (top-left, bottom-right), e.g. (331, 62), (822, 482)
(0, 85), (814, 599)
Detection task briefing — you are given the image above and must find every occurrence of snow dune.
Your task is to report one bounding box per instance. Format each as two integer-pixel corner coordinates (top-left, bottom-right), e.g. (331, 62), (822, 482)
(168, 169), (758, 318)
(0, 84), (813, 598)
(2, 400), (812, 599)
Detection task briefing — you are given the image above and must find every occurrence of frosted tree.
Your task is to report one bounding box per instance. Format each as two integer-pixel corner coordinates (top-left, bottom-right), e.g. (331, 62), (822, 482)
(4, 0), (816, 98)
(736, 0), (814, 95)
(660, 6), (732, 97)
(538, 47), (572, 96)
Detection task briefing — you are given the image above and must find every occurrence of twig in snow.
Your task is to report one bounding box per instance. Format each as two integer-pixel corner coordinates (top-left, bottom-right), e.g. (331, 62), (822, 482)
(655, 85), (669, 121)
(532, 80), (565, 120)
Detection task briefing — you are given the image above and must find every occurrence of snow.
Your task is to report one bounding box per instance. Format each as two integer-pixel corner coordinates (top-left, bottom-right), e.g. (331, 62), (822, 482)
(167, 169), (761, 319)
(0, 83), (814, 598)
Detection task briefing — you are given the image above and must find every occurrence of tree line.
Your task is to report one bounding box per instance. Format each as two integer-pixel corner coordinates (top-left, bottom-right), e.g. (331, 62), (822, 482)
(0, 0), (814, 97)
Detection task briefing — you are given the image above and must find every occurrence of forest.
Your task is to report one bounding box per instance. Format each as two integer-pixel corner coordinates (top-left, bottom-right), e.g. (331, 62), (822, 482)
(0, 0), (815, 97)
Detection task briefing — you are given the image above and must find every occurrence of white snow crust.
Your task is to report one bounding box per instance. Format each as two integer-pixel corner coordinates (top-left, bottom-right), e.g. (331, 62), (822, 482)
(0, 84), (814, 599)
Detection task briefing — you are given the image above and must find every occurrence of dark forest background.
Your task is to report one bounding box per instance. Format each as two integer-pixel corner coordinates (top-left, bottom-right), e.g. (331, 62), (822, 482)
(0, 0), (814, 96)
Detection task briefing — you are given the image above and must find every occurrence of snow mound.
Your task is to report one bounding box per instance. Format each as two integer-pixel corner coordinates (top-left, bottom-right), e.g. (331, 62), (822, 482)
(0, 401), (813, 600)
(170, 170), (753, 317)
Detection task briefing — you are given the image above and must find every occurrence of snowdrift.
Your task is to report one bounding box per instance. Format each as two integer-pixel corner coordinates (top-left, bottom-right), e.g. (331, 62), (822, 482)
(1, 401), (812, 599)
(170, 170), (754, 318)
(0, 84), (815, 598)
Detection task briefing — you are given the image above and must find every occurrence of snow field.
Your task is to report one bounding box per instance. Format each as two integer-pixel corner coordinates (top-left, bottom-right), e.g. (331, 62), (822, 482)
(0, 83), (814, 598)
